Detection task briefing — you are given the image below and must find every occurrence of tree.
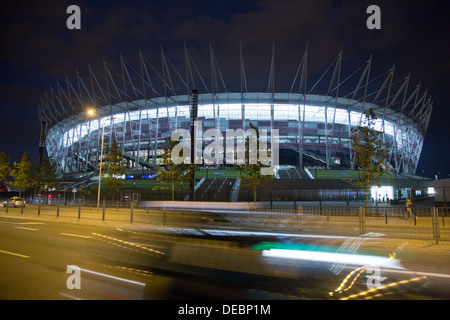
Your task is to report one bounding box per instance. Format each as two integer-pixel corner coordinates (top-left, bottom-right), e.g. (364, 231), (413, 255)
(236, 123), (272, 203)
(36, 158), (59, 194)
(348, 108), (389, 214)
(10, 153), (34, 197)
(103, 140), (126, 202)
(0, 152), (10, 183)
(153, 138), (191, 201)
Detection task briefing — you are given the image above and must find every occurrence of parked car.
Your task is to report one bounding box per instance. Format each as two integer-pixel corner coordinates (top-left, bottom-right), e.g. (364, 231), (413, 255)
(2, 197), (26, 207)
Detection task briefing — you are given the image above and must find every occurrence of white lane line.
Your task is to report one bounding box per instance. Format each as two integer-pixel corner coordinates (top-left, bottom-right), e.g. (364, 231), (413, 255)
(59, 233), (92, 239)
(133, 242), (166, 249)
(0, 249), (30, 259)
(0, 221), (46, 225)
(72, 266), (146, 287)
(0, 221), (18, 225)
(14, 227), (38, 231)
(59, 291), (83, 300)
(17, 222), (46, 225)
(383, 268), (450, 279)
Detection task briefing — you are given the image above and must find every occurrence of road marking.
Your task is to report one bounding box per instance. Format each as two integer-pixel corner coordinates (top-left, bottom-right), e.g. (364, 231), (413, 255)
(14, 227), (38, 231)
(60, 233), (92, 239)
(92, 233), (165, 255)
(75, 266), (146, 287)
(133, 242), (165, 249)
(0, 220), (46, 225)
(0, 249), (30, 259)
(102, 264), (153, 278)
(383, 268), (450, 279)
(59, 292), (82, 300)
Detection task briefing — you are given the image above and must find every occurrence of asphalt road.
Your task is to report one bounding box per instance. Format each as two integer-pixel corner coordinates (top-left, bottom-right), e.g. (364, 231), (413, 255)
(1, 214), (450, 300)
(0, 216), (159, 299)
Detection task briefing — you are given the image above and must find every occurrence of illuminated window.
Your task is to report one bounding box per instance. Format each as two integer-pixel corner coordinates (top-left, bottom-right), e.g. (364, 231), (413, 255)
(370, 186), (394, 201)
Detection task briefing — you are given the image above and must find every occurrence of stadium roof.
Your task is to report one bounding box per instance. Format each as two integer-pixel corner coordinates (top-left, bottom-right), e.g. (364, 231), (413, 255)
(38, 45), (432, 135)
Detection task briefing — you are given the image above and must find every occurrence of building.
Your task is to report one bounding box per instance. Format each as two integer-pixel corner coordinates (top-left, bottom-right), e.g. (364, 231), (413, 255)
(38, 45), (432, 179)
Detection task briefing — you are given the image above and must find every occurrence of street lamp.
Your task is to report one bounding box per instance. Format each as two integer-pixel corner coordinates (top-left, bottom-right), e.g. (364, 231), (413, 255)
(87, 108), (106, 211)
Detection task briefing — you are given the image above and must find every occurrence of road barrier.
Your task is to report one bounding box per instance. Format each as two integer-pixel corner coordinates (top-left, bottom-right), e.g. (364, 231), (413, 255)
(2, 201), (449, 243)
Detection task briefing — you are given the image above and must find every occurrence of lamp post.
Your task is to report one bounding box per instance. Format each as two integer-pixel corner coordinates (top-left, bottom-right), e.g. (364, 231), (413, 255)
(97, 122), (105, 211)
(87, 108), (106, 211)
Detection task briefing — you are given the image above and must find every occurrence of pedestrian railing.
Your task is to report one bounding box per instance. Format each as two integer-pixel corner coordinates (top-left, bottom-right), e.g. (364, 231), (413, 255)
(2, 201), (449, 243)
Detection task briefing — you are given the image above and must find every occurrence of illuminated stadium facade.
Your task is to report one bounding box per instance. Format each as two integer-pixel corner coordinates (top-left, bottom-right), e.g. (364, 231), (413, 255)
(38, 46), (433, 177)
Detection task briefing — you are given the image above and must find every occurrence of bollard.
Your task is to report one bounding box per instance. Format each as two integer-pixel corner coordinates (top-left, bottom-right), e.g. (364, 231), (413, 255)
(130, 202), (134, 224)
(359, 207), (366, 235)
(297, 206), (303, 231)
(38, 199), (41, 216)
(376, 199), (379, 217)
(163, 208), (166, 227)
(102, 200), (105, 221)
(57, 202), (60, 218)
(270, 191), (273, 209)
(385, 212), (388, 225)
(432, 207), (440, 244)
(78, 202), (81, 220)
(293, 190), (297, 208)
(246, 204), (250, 224)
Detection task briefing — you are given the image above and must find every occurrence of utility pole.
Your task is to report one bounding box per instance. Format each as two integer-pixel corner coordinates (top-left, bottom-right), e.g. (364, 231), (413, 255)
(189, 89), (198, 201)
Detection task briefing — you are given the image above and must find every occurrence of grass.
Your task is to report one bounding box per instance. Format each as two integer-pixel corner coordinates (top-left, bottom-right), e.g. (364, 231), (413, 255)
(85, 179), (177, 191)
(312, 169), (406, 180)
(194, 169), (242, 179)
(85, 168), (416, 191)
(84, 169), (240, 191)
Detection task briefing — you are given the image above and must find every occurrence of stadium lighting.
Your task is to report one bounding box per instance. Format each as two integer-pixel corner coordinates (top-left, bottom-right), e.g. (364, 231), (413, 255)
(86, 108), (96, 116)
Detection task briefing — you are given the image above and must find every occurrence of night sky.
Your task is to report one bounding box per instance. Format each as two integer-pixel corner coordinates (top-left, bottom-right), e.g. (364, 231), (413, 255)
(0, 0), (449, 178)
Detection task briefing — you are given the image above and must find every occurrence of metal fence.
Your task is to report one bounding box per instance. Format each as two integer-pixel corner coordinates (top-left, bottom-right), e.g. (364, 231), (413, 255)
(2, 201), (449, 243)
(3, 185), (434, 205)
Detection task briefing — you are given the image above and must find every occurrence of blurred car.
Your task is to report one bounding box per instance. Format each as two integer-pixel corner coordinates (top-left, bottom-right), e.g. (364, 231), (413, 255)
(3, 197), (26, 207)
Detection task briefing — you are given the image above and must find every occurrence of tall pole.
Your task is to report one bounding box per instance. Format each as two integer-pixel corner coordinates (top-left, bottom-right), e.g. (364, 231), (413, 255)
(97, 123), (105, 210)
(189, 89), (198, 201)
(36, 121), (47, 197)
(37, 121), (47, 172)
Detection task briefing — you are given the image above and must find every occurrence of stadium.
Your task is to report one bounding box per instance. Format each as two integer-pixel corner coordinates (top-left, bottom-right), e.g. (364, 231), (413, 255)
(38, 45), (432, 184)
